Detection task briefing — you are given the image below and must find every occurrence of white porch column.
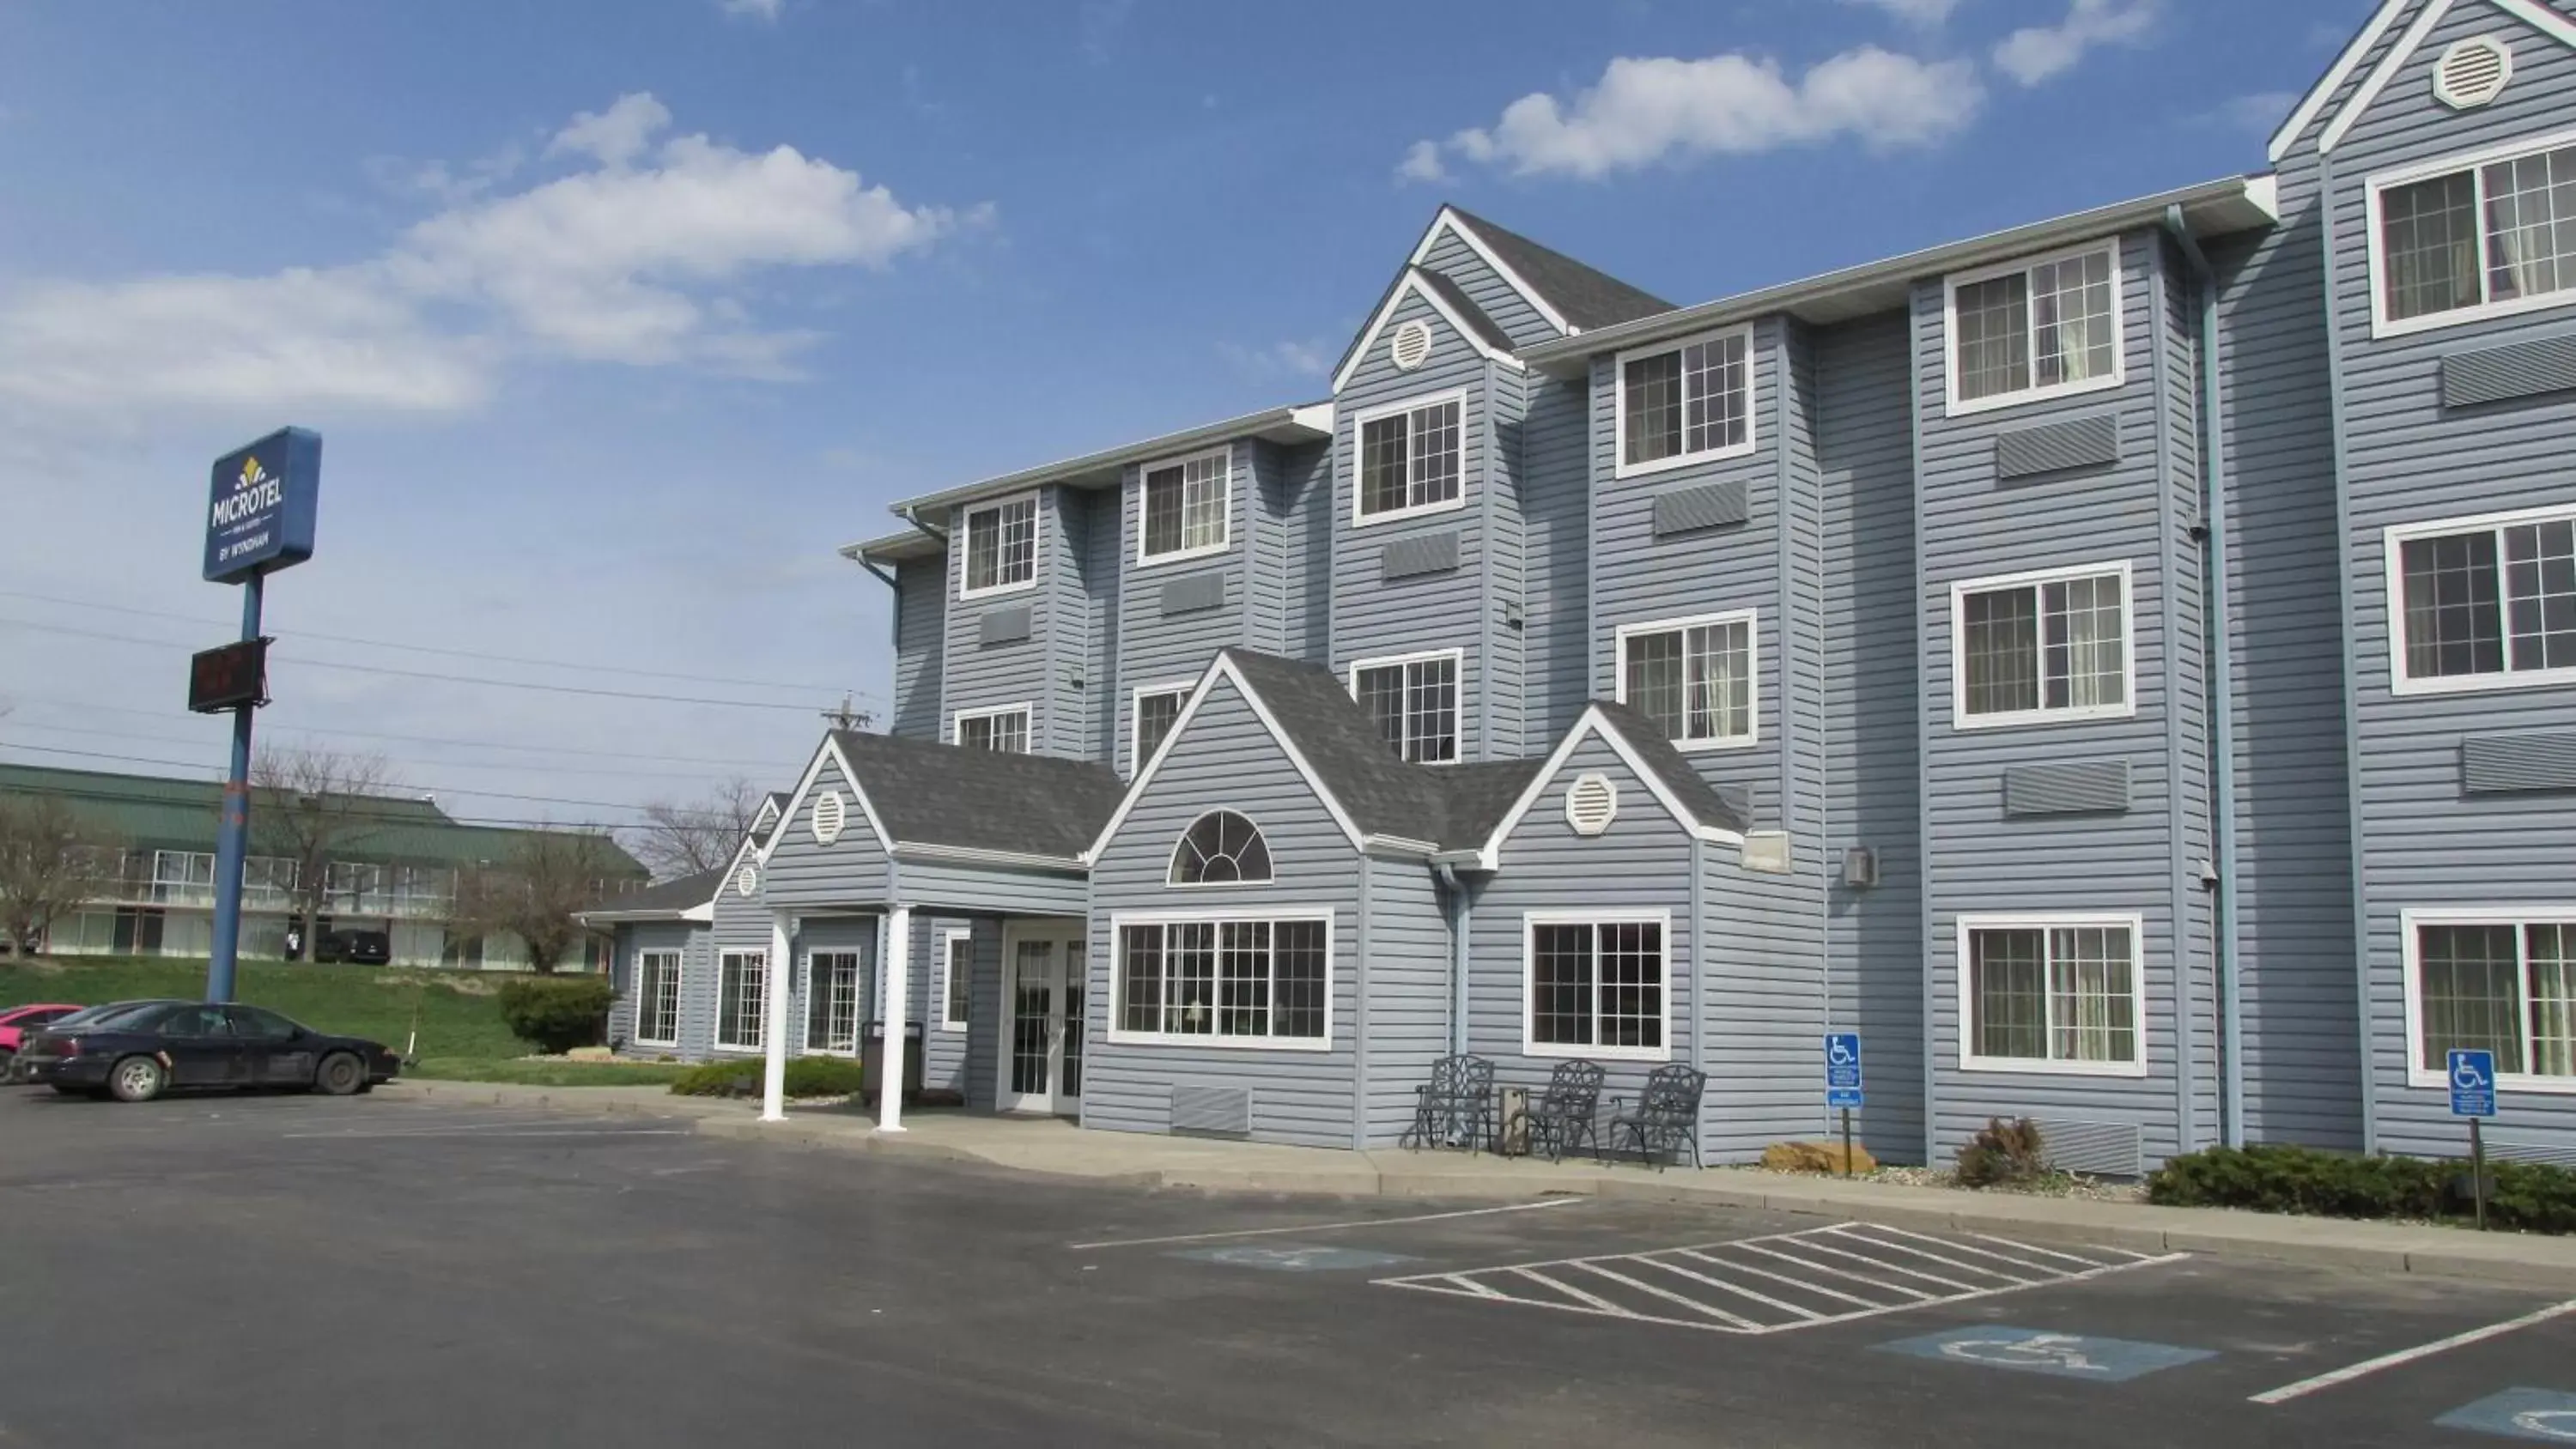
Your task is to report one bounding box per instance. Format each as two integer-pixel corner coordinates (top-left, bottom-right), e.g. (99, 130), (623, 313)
(877, 904), (911, 1133)
(762, 911), (793, 1123)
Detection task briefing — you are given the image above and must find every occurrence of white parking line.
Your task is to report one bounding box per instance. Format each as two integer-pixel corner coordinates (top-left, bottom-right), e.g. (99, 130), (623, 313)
(2249, 1298), (2576, 1405)
(1066, 1196), (1583, 1251)
(281, 1128), (690, 1140)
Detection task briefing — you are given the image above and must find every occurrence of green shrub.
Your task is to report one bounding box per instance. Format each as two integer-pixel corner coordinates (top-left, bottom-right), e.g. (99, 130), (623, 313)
(494, 976), (615, 1055)
(1955, 1117), (2048, 1188)
(667, 1055), (866, 1100)
(2147, 1144), (2576, 1234)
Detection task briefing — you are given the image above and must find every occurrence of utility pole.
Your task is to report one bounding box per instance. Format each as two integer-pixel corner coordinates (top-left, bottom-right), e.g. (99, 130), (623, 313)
(821, 694), (874, 731)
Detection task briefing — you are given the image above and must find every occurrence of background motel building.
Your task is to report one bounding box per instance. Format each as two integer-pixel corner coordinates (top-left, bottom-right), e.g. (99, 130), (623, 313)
(593, 0), (2576, 1173)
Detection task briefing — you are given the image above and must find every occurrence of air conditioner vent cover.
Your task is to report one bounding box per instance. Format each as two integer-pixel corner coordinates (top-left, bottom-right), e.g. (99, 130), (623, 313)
(811, 790), (847, 846)
(1565, 773), (1619, 837)
(2434, 36), (2512, 110)
(1390, 319), (1434, 371)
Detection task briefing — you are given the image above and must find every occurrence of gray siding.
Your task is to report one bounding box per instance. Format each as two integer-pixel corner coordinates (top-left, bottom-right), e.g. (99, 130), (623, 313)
(760, 754), (889, 912)
(698, 865), (776, 1060)
(1076, 484), (1120, 766)
(1115, 441), (1251, 776)
(1420, 223), (1558, 349)
(939, 484), (1070, 752)
(890, 555), (946, 742)
(2321, 2), (2576, 1155)
(1485, 360), (1531, 760)
(610, 921), (702, 1059)
(1084, 673), (1360, 1149)
(1243, 440), (1291, 657)
(1520, 373), (1593, 743)
(1361, 854), (1452, 1147)
(1275, 440), (1333, 661)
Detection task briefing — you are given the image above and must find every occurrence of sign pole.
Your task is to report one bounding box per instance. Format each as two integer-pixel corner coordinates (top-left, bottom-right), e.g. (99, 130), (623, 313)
(1841, 1106), (1855, 1179)
(205, 572), (264, 1004)
(2470, 1117), (2488, 1234)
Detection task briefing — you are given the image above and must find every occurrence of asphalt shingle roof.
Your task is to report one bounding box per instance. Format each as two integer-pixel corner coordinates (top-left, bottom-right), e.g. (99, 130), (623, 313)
(1448, 207), (1676, 331)
(590, 867), (723, 919)
(1410, 266), (1517, 355)
(829, 730), (1127, 861)
(1587, 700), (1750, 837)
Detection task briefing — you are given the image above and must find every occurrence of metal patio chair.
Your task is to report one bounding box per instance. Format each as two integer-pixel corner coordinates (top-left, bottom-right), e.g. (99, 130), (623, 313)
(1601, 1064), (1707, 1171)
(1524, 1059), (1606, 1163)
(1404, 1054), (1497, 1153)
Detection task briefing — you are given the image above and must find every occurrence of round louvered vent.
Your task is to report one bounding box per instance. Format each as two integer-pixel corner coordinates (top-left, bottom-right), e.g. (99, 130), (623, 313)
(811, 790), (846, 846)
(1389, 319), (1433, 371)
(1565, 773), (1619, 837)
(2433, 36), (2512, 110)
(734, 864), (758, 898)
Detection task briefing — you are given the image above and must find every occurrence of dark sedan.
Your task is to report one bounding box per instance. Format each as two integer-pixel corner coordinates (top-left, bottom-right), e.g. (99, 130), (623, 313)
(18, 1003), (402, 1102)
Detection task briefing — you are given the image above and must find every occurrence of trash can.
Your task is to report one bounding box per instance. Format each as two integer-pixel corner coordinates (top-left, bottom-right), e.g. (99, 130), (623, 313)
(860, 1020), (926, 1109)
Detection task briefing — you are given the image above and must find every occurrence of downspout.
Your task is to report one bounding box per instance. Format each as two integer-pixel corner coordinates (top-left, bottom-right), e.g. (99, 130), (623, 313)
(2145, 232), (2198, 1160)
(1435, 862), (1470, 1056)
(2164, 205), (2245, 1149)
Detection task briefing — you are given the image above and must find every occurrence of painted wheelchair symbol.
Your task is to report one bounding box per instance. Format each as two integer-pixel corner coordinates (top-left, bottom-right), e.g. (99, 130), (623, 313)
(1939, 1333), (2109, 1375)
(2456, 1056), (2495, 1092)
(1828, 1038), (1859, 1068)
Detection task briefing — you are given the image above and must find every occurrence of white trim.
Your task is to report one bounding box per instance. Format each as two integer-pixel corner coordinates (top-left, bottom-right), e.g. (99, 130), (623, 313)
(2365, 122), (2576, 338)
(1129, 677), (1194, 779)
(1349, 388), (1472, 530)
(632, 947), (682, 1048)
(799, 945), (864, 1058)
(951, 701), (1035, 752)
(2384, 504), (2576, 695)
(1346, 646), (1467, 766)
(1330, 271), (1526, 393)
(2273, 0), (2411, 161)
(1954, 912), (2150, 1079)
(1083, 655), (1374, 864)
(2324, 0), (2458, 155)
(956, 490), (1041, 601)
(1409, 207), (1575, 336)
(1165, 809), (1276, 889)
(1947, 560), (2139, 731)
(1519, 910), (1674, 1064)
(1611, 609), (1762, 753)
(759, 734), (893, 865)
(713, 946), (770, 1053)
(1103, 907), (1338, 1052)
(1475, 704), (1747, 870)
(1942, 238), (2128, 417)
(998, 919), (1085, 1113)
(2401, 906), (2576, 1094)
(1610, 324), (1759, 479)
(936, 927), (972, 1034)
(1132, 445), (1235, 569)
(887, 841), (1083, 870)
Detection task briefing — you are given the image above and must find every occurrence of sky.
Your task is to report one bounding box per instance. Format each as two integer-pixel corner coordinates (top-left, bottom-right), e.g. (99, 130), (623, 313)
(0, 0), (2372, 853)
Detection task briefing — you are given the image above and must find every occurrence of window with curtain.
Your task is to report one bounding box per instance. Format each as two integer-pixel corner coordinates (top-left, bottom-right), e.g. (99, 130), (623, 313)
(1965, 922), (2139, 1070)
(1356, 396), (1462, 519)
(2378, 139), (2576, 327)
(1617, 327), (1751, 473)
(1115, 917), (1326, 1044)
(2415, 918), (2576, 1082)
(2393, 510), (2576, 688)
(1352, 653), (1458, 763)
(1139, 451), (1230, 560)
(961, 495), (1037, 596)
(1949, 243), (2120, 406)
(1956, 567), (2129, 724)
(1619, 613), (1754, 747)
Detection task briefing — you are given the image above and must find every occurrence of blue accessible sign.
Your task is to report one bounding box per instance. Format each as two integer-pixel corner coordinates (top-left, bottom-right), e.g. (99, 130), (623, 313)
(204, 427), (321, 583)
(1826, 1032), (1863, 1110)
(2451, 1048), (2499, 1119)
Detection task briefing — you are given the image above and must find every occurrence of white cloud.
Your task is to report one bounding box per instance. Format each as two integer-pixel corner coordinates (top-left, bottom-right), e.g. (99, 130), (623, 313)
(720, 0), (782, 21)
(1993, 0), (2160, 87)
(1422, 45), (1984, 180)
(1394, 140), (1450, 185)
(1839, 0), (1964, 25)
(0, 94), (976, 421)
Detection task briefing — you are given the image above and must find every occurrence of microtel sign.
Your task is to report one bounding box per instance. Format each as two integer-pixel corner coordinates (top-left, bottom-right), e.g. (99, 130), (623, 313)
(203, 427), (321, 583)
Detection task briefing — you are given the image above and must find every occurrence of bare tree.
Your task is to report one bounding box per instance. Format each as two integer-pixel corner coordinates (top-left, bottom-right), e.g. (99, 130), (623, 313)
(625, 775), (766, 880)
(249, 747), (402, 938)
(0, 793), (118, 955)
(448, 830), (623, 974)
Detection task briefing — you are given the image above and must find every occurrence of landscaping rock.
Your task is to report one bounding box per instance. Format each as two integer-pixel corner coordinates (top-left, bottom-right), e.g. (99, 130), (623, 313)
(1763, 1140), (1878, 1176)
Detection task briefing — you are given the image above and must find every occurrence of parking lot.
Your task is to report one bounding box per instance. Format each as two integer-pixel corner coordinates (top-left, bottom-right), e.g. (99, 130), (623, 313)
(8, 1087), (2576, 1446)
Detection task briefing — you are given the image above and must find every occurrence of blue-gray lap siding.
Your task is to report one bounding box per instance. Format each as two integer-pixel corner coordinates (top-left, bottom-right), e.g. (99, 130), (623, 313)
(1083, 674), (1364, 1149)
(1485, 361), (1531, 760)
(1520, 373), (1593, 745)
(1115, 441), (1255, 777)
(891, 555), (946, 742)
(1911, 227), (2217, 1168)
(611, 921), (703, 1058)
(700, 871), (780, 1059)
(1276, 440), (1333, 662)
(1814, 311), (1929, 1161)
(1419, 224), (1558, 350)
(939, 482), (1091, 756)
(1333, 288), (1503, 759)
(2320, 6), (2576, 1155)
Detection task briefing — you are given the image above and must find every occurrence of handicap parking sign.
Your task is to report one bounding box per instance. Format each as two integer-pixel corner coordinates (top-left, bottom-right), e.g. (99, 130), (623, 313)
(1874, 1326), (2215, 1383)
(1826, 1033), (1863, 1110)
(2452, 1049), (2500, 1118)
(2438, 1388), (2576, 1442)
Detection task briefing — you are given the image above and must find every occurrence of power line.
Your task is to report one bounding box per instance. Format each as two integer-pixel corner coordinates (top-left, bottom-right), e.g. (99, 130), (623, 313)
(0, 587), (881, 700)
(2, 697), (799, 772)
(0, 720), (764, 785)
(0, 772), (643, 834)
(1, 743), (665, 817)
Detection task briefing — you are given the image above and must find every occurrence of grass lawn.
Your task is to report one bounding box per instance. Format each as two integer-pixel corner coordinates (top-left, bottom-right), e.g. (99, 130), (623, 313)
(3, 955), (549, 1067)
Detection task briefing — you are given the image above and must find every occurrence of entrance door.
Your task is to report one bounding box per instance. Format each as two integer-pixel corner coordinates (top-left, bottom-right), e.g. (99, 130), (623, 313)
(999, 923), (1084, 1116)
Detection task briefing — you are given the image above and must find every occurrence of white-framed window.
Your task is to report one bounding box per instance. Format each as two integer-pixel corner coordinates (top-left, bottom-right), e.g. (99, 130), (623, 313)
(1169, 810), (1273, 887)
(1131, 682), (1191, 774)
(802, 949), (862, 1056)
(1137, 448), (1231, 564)
(1956, 914), (2146, 1076)
(2370, 125), (2576, 337)
(954, 703), (1032, 753)
(1613, 324), (1755, 478)
(959, 494), (1038, 598)
(1522, 912), (1670, 1063)
(2385, 505), (2576, 695)
(1109, 912), (1332, 1049)
(1352, 391), (1465, 525)
(2404, 908), (2576, 1093)
(634, 949), (681, 1048)
(939, 928), (972, 1033)
(1949, 561), (2134, 729)
(714, 948), (769, 1052)
(1614, 610), (1758, 750)
(1944, 240), (2124, 414)
(1349, 649), (1460, 764)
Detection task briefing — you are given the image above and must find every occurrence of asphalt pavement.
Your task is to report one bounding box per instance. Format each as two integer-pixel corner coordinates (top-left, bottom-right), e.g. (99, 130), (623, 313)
(6, 1085), (2576, 1447)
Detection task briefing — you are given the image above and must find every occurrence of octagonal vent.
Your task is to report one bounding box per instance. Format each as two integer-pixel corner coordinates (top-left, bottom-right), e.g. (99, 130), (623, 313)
(2434, 36), (2512, 110)
(734, 864), (759, 898)
(1565, 773), (1619, 837)
(811, 790), (846, 846)
(1390, 319), (1434, 372)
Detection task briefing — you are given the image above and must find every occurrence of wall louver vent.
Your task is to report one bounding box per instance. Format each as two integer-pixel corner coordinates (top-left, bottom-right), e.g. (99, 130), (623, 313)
(1390, 319), (1433, 371)
(2434, 37), (2512, 110)
(811, 790), (846, 846)
(734, 864), (758, 898)
(1564, 773), (1619, 836)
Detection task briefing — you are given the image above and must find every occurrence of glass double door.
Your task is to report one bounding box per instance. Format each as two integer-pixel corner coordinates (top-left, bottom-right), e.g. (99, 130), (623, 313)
(1000, 925), (1084, 1116)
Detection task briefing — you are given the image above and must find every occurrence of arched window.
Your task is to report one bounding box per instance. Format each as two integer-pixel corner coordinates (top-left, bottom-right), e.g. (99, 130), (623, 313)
(1169, 810), (1273, 886)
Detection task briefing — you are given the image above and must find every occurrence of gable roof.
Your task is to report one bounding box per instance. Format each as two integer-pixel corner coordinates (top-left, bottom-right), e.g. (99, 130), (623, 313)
(1217, 650), (1457, 845)
(577, 866), (724, 925)
(1330, 265), (1530, 392)
(1469, 702), (1750, 869)
(804, 729), (1126, 863)
(1439, 207), (1674, 332)
(2275, 0), (2576, 160)
(1438, 760), (1547, 848)
(871, 403), (1333, 524)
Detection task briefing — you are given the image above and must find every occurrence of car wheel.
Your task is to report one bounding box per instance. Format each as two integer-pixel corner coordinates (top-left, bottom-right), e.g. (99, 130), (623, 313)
(108, 1055), (167, 1103)
(314, 1052), (364, 1096)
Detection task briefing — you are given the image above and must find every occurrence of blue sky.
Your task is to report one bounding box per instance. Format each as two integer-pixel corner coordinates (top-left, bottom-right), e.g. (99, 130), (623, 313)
(0, 0), (2369, 845)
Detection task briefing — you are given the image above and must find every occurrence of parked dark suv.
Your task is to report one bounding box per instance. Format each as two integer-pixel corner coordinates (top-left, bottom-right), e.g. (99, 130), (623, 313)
(313, 929), (392, 965)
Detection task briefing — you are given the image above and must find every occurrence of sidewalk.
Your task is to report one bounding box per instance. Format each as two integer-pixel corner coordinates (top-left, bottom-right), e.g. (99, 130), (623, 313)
(376, 1080), (2576, 1291)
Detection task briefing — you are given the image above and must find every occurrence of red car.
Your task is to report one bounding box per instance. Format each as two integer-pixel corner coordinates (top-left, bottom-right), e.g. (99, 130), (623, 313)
(0, 1003), (83, 1072)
